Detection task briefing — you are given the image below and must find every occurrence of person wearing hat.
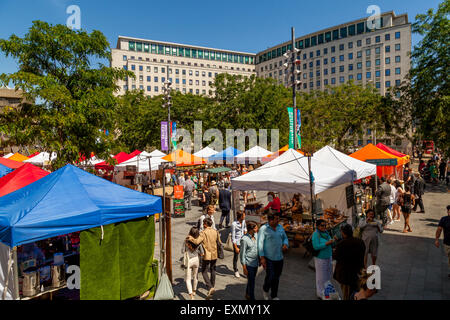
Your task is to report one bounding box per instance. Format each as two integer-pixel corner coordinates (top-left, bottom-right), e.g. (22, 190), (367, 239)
(208, 180), (219, 208)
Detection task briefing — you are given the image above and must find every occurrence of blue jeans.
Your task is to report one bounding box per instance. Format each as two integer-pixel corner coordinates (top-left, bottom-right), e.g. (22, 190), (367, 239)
(263, 258), (284, 298)
(246, 265), (258, 300)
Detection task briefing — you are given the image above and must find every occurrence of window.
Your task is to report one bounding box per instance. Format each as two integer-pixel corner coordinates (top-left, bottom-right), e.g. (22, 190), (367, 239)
(366, 61), (371, 67)
(357, 62), (362, 69)
(316, 70), (320, 77)
(331, 78), (336, 84)
(339, 44), (344, 51)
(385, 33), (390, 41)
(367, 129), (372, 135)
(340, 76), (345, 83)
(324, 69), (328, 75)
(189, 79), (193, 85)
(182, 79), (186, 85)
(309, 72), (313, 78)
(310, 82), (314, 88)
(154, 77), (158, 82)
(324, 48), (328, 55)
(128, 41), (135, 51)
(366, 38), (371, 45)
(311, 36), (317, 46)
(366, 72), (371, 79)
(357, 73), (362, 80)
(376, 82), (380, 88)
(147, 76), (151, 82)
(195, 71), (199, 76)
(332, 29), (339, 40)
(324, 79), (328, 85)
(309, 61), (313, 68)
(331, 46), (335, 53)
(395, 44), (401, 51)
(375, 70), (380, 77)
(189, 70), (193, 76)
(385, 81), (391, 87)
(375, 47), (381, 54)
(161, 77), (165, 83)
(357, 51), (362, 58)
(318, 34), (324, 44)
(123, 65), (127, 70)
(316, 50), (321, 57)
(331, 67), (336, 74)
(375, 36), (380, 43)
(385, 45), (390, 53)
(175, 78), (179, 84)
(340, 27), (347, 38)
(303, 63), (307, 69)
(131, 65), (135, 71)
(154, 86), (158, 92)
(395, 31), (400, 39)
(349, 75), (353, 80)
(357, 22), (365, 34)
(131, 85), (136, 90)
(358, 140), (363, 146)
(161, 67), (165, 73)
(324, 58), (328, 65)
(310, 52), (313, 58)
(339, 55), (344, 61)
(147, 86), (151, 91)
(366, 49), (371, 56)
(339, 65), (344, 72)
(348, 25), (356, 36)
(348, 42), (353, 49)
(303, 53), (307, 60)
(195, 80), (199, 85)
(385, 57), (391, 64)
(303, 73), (307, 79)
(375, 59), (380, 66)
(317, 80), (321, 87)
(325, 31), (332, 42)
(146, 66), (150, 72)
(395, 67), (401, 74)
(123, 55), (127, 61)
(385, 69), (391, 76)
(139, 65), (143, 71)
(395, 56), (401, 63)
(316, 60), (320, 66)
(348, 53), (353, 60)
(349, 64), (353, 71)
(331, 57), (336, 63)
(357, 40), (362, 47)
(123, 85), (128, 91)
(396, 79), (401, 86)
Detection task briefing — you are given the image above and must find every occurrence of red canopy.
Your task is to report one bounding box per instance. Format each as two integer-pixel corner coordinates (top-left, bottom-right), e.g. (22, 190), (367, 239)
(0, 163), (50, 197)
(376, 143), (409, 159)
(28, 151), (40, 158)
(0, 157), (25, 169)
(94, 151), (141, 171)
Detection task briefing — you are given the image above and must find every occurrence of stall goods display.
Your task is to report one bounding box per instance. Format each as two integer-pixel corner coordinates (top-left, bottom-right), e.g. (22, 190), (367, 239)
(323, 208), (347, 225)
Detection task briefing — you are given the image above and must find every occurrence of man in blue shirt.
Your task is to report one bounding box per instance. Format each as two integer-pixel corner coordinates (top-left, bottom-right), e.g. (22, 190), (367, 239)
(258, 213), (289, 300)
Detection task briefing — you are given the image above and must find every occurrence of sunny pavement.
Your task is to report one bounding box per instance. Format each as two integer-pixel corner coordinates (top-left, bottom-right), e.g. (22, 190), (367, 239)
(154, 177), (450, 300)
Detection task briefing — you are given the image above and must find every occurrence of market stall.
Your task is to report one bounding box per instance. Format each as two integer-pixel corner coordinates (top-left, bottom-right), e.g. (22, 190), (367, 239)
(0, 164), (161, 300)
(231, 149), (355, 245)
(376, 143), (410, 162)
(8, 153), (29, 162)
(0, 163), (49, 197)
(23, 152), (57, 167)
(193, 146), (218, 159)
(0, 164), (13, 179)
(2, 153), (14, 159)
(162, 149), (207, 167)
(234, 146), (271, 165)
(208, 147), (242, 164)
(350, 143), (407, 179)
(0, 157), (25, 169)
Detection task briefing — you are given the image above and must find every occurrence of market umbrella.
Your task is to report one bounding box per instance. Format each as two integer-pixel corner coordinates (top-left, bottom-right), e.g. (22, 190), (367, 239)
(0, 163), (50, 197)
(8, 153), (29, 162)
(376, 143), (410, 161)
(0, 157), (25, 169)
(261, 145), (305, 162)
(162, 149), (206, 166)
(148, 149), (166, 158)
(234, 146), (272, 164)
(23, 152), (57, 166)
(208, 147), (242, 164)
(94, 151), (141, 171)
(193, 147), (219, 159)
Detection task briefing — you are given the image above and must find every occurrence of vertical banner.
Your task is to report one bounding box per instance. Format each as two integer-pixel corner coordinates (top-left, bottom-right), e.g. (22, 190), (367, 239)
(287, 107), (294, 149)
(296, 108), (301, 149)
(171, 122), (177, 150)
(161, 121), (168, 151)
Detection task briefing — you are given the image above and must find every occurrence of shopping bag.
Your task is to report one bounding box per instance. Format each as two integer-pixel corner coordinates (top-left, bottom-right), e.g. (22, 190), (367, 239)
(224, 233), (234, 252)
(153, 272), (174, 300)
(321, 281), (341, 300)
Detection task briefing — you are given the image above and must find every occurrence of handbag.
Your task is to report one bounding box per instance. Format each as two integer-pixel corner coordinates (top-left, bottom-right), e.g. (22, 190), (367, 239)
(224, 233), (234, 252)
(303, 235), (319, 257)
(216, 231), (224, 259)
(153, 272), (174, 300)
(181, 245), (190, 269)
(353, 226), (362, 239)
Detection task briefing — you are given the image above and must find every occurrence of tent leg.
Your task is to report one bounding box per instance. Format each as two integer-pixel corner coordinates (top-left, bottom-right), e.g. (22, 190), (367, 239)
(13, 247), (19, 300)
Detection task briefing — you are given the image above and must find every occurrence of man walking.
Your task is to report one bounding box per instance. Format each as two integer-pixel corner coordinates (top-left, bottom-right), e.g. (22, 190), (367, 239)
(188, 217), (220, 299)
(182, 175), (195, 211)
(199, 205), (216, 231)
(218, 182), (232, 229)
(413, 172), (426, 213)
(258, 213), (289, 300)
(376, 177), (391, 225)
(435, 205), (450, 278)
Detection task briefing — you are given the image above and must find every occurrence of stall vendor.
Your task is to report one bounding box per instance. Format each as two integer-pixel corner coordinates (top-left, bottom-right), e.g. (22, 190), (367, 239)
(18, 243), (45, 272)
(260, 192), (281, 214)
(289, 194), (304, 214)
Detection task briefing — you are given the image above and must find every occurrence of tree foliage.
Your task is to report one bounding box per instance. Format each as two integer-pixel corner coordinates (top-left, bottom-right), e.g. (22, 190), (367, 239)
(407, 0), (449, 156)
(0, 21), (130, 168)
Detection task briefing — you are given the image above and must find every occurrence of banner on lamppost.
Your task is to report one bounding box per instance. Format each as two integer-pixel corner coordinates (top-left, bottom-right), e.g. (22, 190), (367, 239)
(287, 107), (294, 149)
(171, 122), (177, 149)
(161, 121), (168, 151)
(296, 108), (301, 149)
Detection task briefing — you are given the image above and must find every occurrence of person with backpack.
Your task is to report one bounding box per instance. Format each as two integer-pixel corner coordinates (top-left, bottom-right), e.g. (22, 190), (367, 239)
(187, 217), (221, 299)
(312, 219), (337, 299)
(399, 185), (415, 233)
(208, 180), (219, 208)
(182, 227), (204, 300)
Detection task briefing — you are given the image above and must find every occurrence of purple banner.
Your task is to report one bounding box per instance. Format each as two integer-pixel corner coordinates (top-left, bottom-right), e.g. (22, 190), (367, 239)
(161, 121), (168, 151)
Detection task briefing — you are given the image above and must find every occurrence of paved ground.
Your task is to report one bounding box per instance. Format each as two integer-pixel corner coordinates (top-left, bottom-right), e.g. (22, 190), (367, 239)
(155, 175), (450, 300)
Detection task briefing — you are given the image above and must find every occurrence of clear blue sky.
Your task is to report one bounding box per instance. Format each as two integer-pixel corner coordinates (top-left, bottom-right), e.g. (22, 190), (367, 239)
(0, 0), (442, 76)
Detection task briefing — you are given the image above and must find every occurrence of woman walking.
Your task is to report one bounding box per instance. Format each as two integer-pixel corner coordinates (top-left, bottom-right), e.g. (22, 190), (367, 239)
(200, 185), (210, 214)
(312, 219), (337, 299)
(182, 227), (204, 300)
(240, 221), (259, 300)
(359, 209), (383, 268)
(399, 185), (415, 233)
(393, 180), (404, 221)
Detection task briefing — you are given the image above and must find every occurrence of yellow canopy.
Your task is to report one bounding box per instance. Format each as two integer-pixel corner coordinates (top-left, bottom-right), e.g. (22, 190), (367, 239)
(8, 153), (30, 162)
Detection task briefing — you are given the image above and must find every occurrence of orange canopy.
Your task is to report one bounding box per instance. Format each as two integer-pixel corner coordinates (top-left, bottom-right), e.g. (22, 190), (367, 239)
(162, 150), (206, 166)
(350, 143), (407, 178)
(262, 145), (305, 162)
(8, 153), (29, 162)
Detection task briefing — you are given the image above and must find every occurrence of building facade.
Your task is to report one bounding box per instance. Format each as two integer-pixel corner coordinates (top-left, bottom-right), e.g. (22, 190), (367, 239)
(0, 88), (27, 154)
(111, 36), (256, 97)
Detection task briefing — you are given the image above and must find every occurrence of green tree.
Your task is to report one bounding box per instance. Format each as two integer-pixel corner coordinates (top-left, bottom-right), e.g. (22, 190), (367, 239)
(0, 21), (130, 168)
(407, 0), (450, 156)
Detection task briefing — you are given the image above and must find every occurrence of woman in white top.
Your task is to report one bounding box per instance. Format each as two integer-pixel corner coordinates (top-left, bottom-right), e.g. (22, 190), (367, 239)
(393, 180), (404, 221)
(182, 226), (205, 299)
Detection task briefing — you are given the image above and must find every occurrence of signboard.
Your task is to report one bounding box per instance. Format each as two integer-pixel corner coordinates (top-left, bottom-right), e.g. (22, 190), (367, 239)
(173, 199), (185, 217)
(161, 121), (168, 151)
(365, 158), (398, 166)
(173, 185), (184, 199)
(346, 184), (355, 209)
(171, 122), (177, 149)
(296, 108), (301, 149)
(287, 107), (294, 149)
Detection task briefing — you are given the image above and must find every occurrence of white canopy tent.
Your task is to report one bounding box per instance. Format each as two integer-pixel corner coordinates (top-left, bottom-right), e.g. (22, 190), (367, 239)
(314, 145), (376, 180)
(79, 156), (105, 167)
(115, 151), (168, 172)
(148, 149), (166, 158)
(234, 146), (272, 164)
(23, 152), (57, 166)
(2, 153), (13, 159)
(193, 147), (218, 159)
(231, 149), (355, 195)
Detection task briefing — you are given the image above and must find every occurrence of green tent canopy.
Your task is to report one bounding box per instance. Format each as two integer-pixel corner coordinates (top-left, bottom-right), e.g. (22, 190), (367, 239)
(199, 167), (232, 174)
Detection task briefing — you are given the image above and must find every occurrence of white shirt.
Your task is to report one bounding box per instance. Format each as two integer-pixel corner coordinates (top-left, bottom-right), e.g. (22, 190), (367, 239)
(389, 184), (397, 204)
(199, 214), (216, 231)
